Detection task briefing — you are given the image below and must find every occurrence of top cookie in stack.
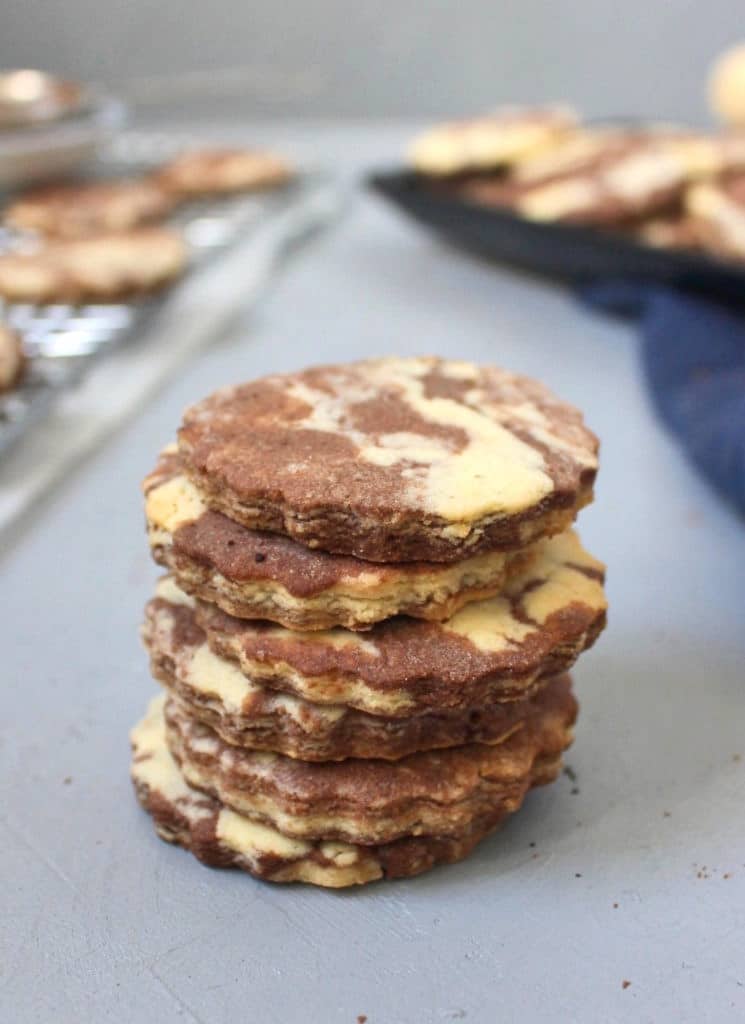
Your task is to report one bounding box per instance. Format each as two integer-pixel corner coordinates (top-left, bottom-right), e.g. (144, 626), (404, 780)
(133, 356), (605, 887)
(146, 355), (597, 627)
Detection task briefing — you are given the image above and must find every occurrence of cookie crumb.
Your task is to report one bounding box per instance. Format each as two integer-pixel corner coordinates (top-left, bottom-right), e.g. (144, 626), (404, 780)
(563, 765), (577, 782)
(613, 902), (619, 908)
(724, 873), (732, 879)
(357, 1016), (367, 1023)
(622, 980), (631, 990)
(663, 810), (671, 817)
(571, 787), (580, 795)
(63, 776), (72, 785)
(733, 754), (742, 763)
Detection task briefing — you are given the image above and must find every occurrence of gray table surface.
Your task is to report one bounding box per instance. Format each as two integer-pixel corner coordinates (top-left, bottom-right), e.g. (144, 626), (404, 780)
(3, 122), (744, 1024)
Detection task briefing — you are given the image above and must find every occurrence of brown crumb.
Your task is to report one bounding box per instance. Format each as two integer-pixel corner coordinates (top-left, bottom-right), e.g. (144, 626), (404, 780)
(724, 873), (732, 880)
(613, 902), (619, 909)
(63, 776), (72, 785)
(733, 754), (742, 763)
(622, 980), (631, 990)
(563, 765), (577, 782)
(663, 811), (671, 817)
(357, 1016), (367, 1024)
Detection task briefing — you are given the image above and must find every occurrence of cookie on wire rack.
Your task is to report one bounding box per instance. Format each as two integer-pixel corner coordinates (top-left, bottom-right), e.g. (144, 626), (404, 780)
(0, 227), (187, 304)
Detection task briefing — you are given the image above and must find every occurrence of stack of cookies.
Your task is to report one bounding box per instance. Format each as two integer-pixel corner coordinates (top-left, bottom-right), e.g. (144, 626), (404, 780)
(132, 356), (607, 887)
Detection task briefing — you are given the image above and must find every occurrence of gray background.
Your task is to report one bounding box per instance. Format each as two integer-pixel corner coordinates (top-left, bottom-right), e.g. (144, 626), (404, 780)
(2, 0), (745, 122)
(2, 122), (744, 1023)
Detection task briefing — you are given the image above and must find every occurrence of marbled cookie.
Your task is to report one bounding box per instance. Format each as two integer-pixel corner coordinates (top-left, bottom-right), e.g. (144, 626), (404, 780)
(463, 130), (688, 226)
(685, 175), (745, 262)
(163, 676), (575, 845)
(4, 178), (173, 238)
(408, 106), (577, 176)
(634, 212), (703, 252)
(144, 581), (569, 761)
(177, 357), (598, 563)
(665, 130), (745, 179)
(0, 227), (187, 304)
(132, 694), (564, 887)
(144, 447), (537, 630)
(190, 530), (607, 716)
(156, 147), (291, 198)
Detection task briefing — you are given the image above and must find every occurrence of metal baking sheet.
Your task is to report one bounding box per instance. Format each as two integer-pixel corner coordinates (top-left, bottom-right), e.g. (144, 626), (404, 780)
(369, 168), (745, 304)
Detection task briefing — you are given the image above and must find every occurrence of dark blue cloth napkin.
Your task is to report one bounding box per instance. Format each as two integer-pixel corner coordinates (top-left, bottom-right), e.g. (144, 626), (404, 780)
(579, 281), (745, 516)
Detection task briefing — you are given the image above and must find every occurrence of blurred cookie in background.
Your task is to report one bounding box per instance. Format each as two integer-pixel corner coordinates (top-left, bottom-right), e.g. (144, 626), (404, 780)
(461, 129), (689, 227)
(459, 126), (634, 215)
(709, 43), (745, 129)
(156, 147), (292, 199)
(408, 105), (577, 177)
(4, 178), (174, 239)
(685, 175), (745, 262)
(634, 212), (704, 253)
(0, 226), (187, 304)
(0, 324), (25, 392)
(508, 126), (633, 183)
(663, 130), (745, 180)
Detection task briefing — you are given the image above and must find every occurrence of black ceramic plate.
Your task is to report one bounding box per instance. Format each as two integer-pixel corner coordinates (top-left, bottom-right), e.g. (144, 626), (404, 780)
(369, 169), (745, 305)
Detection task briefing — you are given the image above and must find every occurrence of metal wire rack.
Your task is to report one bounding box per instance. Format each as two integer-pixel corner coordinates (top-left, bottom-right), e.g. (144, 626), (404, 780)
(0, 132), (305, 456)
